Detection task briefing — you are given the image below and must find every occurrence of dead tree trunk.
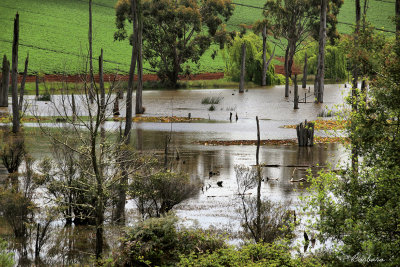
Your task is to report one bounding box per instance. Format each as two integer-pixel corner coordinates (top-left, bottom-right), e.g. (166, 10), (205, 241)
(11, 13), (20, 133)
(284, 46), (290, 97)
(261, 25), (267, 86)
(315, 0), (327, 103)
(396, 0), (400, 42)
(71, 93), (77, 121)
(302, 52), (308, 89)
(99, 49), (105, 116)
(35, 74), (39, 98)
(296, 120), (314, 146)
(135, 9), (144, 115)
(88, 0), (94, 104)
(294, 75), (299, 109)
(0, 55), (10, 107)
(125, 0), (139, 139)
(114, 0), (139, 224)
(19, 53), (28, 111)
(255, 116), (262, 243)
(239, 42), (246, 93)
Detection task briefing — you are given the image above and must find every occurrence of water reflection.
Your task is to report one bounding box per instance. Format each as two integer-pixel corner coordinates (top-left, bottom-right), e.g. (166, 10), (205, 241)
(0, 85), (349, 264)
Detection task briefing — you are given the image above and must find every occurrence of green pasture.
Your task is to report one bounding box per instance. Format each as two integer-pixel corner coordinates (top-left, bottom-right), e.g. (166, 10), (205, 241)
(0, 0), (396, 75)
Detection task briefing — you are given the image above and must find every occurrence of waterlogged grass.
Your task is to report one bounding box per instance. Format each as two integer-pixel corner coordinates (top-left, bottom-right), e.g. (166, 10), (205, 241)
(201, 96), (223, 105)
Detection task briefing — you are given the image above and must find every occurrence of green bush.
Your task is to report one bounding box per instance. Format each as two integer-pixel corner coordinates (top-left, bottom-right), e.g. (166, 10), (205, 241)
(224, 33), (279, 85)
(178, 242), (321, 267)
(130, 171), (200, 218)
(115, 216), (226, 266)
(296, 40), (347, 81)
(0, 238), (14, 267)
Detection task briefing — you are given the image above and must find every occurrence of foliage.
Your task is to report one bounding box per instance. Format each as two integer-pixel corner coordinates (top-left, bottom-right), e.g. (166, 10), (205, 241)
(304, 37), (400, 264)
(0, 0), (395, 75)
(0, 134), (25, 174)
(0, 238), (14, 267)
(0, 155), (38, 239)
(178, 241), (321, 266)
(130, 171), (200, 218)
(342, 22), (387, 78)
(224, 33), (279, 85)
(115, 215), (226, 266)
(201, 96), (223, 105)
(295, 40), (347, 80)
(37, 89), (51, 101)
(309, 0), (343, 44)
(115, 0), (234, 87)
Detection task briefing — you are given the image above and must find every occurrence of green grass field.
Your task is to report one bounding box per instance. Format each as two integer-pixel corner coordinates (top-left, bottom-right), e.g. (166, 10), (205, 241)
(0, 0), (396, 75)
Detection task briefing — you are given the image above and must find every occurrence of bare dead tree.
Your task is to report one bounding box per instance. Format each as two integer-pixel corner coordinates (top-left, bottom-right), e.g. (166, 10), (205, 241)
(314, 0), (327, 103)
(11, 13), (20, 133)
(0, 55), (10, 107)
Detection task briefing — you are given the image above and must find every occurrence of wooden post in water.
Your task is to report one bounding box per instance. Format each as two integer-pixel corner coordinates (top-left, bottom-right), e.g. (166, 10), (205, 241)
(294, 74), (299, 109)
(0, 55), (10, 107)
(71, 93), (77, 121)
(296, 120), (314, 146)
(302, 52), (308, 89)
(35, 74), (39, 98)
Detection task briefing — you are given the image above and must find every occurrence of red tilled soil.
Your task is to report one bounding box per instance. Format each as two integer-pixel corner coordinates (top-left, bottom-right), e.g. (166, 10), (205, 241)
(13, 57), (299, 83)
(19, 72), (225, 83)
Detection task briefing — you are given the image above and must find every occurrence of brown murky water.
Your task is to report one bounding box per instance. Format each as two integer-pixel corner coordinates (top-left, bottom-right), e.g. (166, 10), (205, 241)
(0, 84), (349, 265)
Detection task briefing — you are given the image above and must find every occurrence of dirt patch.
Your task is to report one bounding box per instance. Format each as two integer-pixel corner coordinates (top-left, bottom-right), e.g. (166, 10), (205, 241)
(113, 116), (202, 123)
(19, 72), (225, 83)
(196, 137), (348, 146)
(283, 120), (348, 130)
(15, 59), (297, 83)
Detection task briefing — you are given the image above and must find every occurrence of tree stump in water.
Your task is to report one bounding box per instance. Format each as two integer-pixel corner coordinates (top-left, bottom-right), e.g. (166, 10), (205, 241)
(296, 120), (314, 146)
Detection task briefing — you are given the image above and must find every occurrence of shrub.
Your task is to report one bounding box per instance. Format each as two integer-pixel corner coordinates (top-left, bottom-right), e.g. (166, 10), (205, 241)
(130, 172), (200, 218)
(0, 134), (25, 174)
(37, 90), (51, 101)
(224, 33), (279, 86)
(178, 242), (321, 266)
(208, 104), (216, 111)
(0, 238), (14, 267)
(115, 216), (226, 266)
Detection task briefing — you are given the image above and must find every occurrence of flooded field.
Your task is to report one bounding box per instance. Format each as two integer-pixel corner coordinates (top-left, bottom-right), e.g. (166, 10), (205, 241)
(0, 84), (349, 265)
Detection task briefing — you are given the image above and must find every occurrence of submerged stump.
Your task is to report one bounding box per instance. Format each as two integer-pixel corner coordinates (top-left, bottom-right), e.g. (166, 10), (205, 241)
(296, 120), (314, 146)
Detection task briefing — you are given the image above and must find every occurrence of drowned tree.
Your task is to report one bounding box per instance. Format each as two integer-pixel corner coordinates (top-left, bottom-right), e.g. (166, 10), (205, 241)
(115, 0), (234, 88)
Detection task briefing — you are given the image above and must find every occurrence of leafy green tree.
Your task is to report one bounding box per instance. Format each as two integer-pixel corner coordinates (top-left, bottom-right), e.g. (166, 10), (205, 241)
(114, 216), (226, 266)
(264, 0), (314, 97)
(295, 41), (347, 80)
(305, 36), (400, 264)
(225, 33), (279, 86)
(115, 0), (234, 88)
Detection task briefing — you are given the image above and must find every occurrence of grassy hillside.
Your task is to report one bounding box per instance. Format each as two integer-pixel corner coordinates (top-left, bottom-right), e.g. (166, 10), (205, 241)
(0, 0), (396, 75)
